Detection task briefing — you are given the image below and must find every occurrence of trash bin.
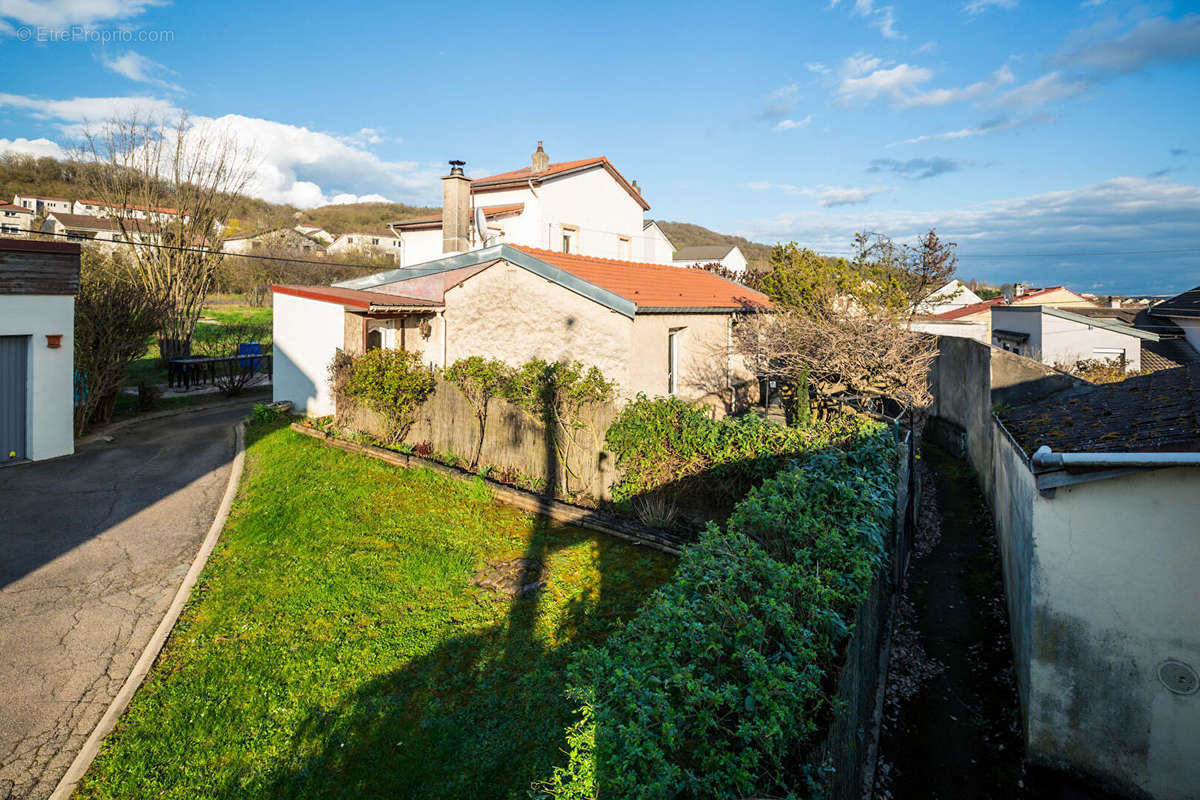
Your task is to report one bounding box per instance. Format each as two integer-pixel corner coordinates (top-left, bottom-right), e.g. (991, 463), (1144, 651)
(238, 342), (263, 372)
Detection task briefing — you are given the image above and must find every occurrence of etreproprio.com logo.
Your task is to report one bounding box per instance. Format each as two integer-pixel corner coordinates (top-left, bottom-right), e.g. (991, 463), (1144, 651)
(15, 26), (175, 43)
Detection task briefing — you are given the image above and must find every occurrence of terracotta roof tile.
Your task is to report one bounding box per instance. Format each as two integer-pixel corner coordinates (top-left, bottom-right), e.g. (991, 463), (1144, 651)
(390, 203), (525, 229)
(510, 245), (770, 310)
(472, 157), (650, 210)
(272, 284), (441, 309)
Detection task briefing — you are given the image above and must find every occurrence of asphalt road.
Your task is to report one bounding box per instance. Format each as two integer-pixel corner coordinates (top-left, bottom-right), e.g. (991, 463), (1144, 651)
(0, 402), (251, 800)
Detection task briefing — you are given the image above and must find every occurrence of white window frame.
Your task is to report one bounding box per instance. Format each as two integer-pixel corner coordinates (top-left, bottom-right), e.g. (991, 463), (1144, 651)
(668, 327), (683, 396)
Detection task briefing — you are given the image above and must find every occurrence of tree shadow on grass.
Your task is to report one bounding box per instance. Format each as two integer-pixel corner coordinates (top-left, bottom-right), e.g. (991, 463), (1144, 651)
(251, 518), (656, 800)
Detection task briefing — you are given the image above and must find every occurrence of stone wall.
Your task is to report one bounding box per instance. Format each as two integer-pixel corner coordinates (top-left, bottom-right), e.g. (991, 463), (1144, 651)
(344, 376), (619, 500)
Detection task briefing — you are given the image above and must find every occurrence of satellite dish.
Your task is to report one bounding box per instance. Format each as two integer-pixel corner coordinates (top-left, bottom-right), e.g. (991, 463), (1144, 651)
(473, 206), (489, 247)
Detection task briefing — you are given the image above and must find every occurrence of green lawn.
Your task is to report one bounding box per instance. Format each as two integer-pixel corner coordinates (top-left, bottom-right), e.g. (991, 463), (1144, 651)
(125, 304), (273, 387)
(77, 421), (674, 800)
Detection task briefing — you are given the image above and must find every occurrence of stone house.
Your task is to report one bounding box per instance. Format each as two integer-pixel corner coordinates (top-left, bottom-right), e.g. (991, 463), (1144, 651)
(272, 243), (769, 418)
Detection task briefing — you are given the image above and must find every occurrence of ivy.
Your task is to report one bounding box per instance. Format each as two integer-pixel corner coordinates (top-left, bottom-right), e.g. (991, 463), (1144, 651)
(444, 356), (516, 468)
(539, 425), (898, 800)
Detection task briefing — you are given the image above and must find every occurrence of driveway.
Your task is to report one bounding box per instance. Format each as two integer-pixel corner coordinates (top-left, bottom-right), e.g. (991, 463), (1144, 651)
(0, 402), (252, 800)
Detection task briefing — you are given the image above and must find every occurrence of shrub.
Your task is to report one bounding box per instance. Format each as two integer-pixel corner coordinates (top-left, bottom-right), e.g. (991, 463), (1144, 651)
(541, 426), (897, 799)
(604, 394), (873, 506)
(335, 349), (436, 444)
(74, 248), (165, 434)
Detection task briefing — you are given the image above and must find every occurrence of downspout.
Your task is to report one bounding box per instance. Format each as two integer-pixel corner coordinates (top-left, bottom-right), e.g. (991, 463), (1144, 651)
(438, 310), (448, 368)
(1032, 446), (1200, 470)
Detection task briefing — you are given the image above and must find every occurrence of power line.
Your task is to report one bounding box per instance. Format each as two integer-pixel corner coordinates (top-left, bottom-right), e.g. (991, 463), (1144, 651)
(24, 229), (390, 271)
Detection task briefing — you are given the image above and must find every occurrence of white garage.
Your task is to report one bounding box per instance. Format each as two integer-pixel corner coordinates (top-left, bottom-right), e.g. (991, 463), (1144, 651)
(0, 239), (80, 464)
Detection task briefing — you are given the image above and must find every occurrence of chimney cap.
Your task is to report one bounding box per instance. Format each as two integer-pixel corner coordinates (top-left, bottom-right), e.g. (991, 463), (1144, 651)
(447, 159), (466, 177)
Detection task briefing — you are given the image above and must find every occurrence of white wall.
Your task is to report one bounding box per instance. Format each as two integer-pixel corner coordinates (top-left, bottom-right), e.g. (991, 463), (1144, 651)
(0, 295), (74, 461)
(912, 320), (990, 342)
(992, 307), (1144, 371)
(1167, 316), (1200, 353)
(640, 222), (675, 265)
(272, 292), (346, 416)
(673, 247), (748, 274)
(327, 233), (402, 258)
(920, 280), (984, 315)
(1028, 466), (1200, 800)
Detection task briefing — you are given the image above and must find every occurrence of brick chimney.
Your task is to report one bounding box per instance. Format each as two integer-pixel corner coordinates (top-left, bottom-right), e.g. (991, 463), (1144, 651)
(442, 160), (469, 254)
(531, 140), (549, 174)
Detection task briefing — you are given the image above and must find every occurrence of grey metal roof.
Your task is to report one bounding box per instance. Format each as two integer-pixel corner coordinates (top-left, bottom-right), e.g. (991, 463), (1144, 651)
(333, 244), (638, 318)
(672, 244), (736, 262)
(993, 304), (1161, 341)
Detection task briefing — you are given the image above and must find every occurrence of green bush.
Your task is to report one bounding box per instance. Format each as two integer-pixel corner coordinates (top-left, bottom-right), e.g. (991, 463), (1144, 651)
(338, 349), (436, 444)
(444, 356), (515, 468)
(540, 425), (897, 799)
(604, 394), (873, 505)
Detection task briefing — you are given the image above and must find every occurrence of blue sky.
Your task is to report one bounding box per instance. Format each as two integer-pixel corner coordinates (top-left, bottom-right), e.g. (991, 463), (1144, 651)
(1, 0), (1199, 293)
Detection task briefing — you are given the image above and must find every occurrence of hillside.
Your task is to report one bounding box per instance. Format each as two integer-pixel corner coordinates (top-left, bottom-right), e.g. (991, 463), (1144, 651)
(654, 221), (776, 269)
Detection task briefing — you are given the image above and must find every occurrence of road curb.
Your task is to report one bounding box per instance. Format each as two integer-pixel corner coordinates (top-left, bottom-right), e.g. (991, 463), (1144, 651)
(49, 419), (248, 799)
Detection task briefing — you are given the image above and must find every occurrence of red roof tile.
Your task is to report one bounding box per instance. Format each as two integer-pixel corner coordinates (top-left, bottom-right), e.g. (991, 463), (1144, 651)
(390, 203), (525, 230)
(933, 286), (1094, 320)
(510, 245), (770, 310)
(472, 157), (650, 210)
(0, 203), (34, 213)
(272, 284), (441, 310)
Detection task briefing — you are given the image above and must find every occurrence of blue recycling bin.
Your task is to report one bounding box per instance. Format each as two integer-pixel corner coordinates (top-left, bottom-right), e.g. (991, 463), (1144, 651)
(238, 342), (263, 372)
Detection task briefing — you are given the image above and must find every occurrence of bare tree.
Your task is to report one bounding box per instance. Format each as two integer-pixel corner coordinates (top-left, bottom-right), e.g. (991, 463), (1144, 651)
(79, 113), (255, 360)
(735, 231), (952, 419)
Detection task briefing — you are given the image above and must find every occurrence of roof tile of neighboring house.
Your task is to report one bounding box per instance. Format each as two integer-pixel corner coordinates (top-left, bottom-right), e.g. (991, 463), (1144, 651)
(999, 365), (1200, 455)
(17, 194), (70, 202)
(0, 203), (34, 214)
(47, 212), (126, 232)
(672, 245), (736, 262)
(1150, 286), (1200, 319)
(1072, 307), (1200, 371)
(933, 287), (1092, 321)
(508, 245), (769, 310)
(77, 199), (179, 215)
(390, 203), (525, 230)
(471, 157), (650, 210)
(271, 284), (441, 310)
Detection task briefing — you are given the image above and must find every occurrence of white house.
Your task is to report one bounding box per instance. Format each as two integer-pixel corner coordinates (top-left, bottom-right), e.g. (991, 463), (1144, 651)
(222, 227), (325, 255)
(41, 212), (151, 245)
(0, 203), (35, 235)
(641, 220), (676, 264)
(0, 238), (80, 463)
(72, 199), (182, 225)
(990, 305), (1158, 371)
(918, 279), (984, 315)
(671, 244), (748, 274)
(387, 142), (668, 267)
(1150, 286), (1200, 354)
(326, 231), (403, 261)
(12, 194), (71, 216)
(294, 224), (335, 244)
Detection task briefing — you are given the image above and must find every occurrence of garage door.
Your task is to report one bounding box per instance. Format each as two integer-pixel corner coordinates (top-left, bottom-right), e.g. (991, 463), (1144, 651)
(0, 335), (28, 462)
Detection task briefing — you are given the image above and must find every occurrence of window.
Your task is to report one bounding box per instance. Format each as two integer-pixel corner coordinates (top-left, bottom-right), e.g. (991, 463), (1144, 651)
(667, 328), (683, 396)
(372, 238), (380, 246)
(561, 225), (578, 254)
(618, 236), (631, 260)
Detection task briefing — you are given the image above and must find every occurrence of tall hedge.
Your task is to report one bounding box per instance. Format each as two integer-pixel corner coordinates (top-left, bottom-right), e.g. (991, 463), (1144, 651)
(534, 425), (897, 799)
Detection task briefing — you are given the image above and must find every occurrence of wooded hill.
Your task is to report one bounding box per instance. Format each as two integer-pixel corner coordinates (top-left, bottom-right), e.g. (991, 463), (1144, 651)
(654, 221), (775, 269)
(0, 153), (778, 257)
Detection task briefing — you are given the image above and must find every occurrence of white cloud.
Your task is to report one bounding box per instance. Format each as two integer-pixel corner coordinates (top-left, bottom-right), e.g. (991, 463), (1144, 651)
(0, 136), (68, 158)
(748, 181), (890, 206)
(0, 92), (442, 208)
(915, 40), (937, 54)
(1057, 14), (1200, 75)
(995, 71), (1092, 107)
(774, 115), (813, 131)
(836, 62), (933, 104)
(963, 0), (1017, 14)
(888, 113), (1055, 146)
(903, 66), (1014, 108)
(0, 0), (166, 29)
(100, 51), (182, 91)
(806, 62), (830, 74)
(330, 193), (389, 205)
(849, 0), (903, 39)
(737, 177), (1200, 292)
(760, 83), (801, 121)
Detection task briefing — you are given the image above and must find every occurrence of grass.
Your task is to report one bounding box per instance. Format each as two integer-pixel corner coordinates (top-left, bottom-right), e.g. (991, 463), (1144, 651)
(76, 421), (675, 800)
(125, 303), (273, 387)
